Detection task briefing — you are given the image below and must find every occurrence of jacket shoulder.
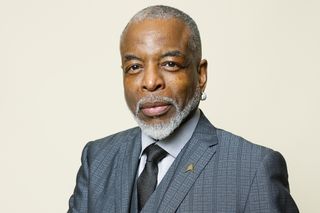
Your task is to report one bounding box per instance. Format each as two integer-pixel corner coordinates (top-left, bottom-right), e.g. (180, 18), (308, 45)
(84, 127), (140, 162)
(215, 128), (275, 163)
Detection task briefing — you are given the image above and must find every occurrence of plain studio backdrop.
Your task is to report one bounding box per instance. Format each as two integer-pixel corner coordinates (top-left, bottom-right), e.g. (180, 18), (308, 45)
(1, 0), (319, 212)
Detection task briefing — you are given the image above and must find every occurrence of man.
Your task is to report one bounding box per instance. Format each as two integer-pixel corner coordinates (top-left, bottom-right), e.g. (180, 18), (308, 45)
(68, 5), (299, 213)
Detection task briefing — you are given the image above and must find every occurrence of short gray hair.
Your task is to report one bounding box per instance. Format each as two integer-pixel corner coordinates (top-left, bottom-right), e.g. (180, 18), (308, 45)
(120, 5), (202, 61)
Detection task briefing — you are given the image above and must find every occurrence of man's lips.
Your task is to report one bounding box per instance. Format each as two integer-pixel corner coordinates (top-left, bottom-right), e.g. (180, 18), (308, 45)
(140, 102), (171, 117)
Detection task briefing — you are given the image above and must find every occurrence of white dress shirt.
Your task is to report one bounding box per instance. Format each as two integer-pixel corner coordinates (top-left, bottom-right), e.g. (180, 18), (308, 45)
(138, 109), (201, 185)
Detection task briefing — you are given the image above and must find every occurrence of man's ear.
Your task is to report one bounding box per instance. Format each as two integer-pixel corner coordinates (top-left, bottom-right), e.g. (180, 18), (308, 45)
(198, 59), (208, 92)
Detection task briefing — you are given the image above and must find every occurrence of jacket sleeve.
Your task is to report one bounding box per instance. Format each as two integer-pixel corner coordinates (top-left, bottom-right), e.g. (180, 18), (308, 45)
(244, 151), (299, 212)
(68, 143), (90, 213)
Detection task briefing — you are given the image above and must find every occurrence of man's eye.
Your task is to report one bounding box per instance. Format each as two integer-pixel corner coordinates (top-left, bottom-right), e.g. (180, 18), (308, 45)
(165, 62), (177, 67)
(126, 64), (143, 74)
(162, 61), (181, 71)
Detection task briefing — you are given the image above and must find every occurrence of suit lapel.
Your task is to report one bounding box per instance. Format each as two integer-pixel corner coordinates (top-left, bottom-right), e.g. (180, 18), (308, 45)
(142, 113), (219, 213)
(160, 142), (217, 212)
(115, 128), (141, 213)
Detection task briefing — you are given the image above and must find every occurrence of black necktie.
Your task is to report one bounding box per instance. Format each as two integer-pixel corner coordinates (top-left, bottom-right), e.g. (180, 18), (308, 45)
(137, 144), (168, 211)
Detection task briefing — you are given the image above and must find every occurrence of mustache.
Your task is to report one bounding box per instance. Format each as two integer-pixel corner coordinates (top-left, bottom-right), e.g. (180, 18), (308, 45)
(135, 95), (178, 115)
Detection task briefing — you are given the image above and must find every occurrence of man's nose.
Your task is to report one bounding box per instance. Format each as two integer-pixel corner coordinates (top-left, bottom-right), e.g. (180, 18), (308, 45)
(141, 64), (165, 92)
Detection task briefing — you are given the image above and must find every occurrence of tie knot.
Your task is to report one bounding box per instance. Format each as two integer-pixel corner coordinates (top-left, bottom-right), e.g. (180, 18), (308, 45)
(144, 144), (168, 164)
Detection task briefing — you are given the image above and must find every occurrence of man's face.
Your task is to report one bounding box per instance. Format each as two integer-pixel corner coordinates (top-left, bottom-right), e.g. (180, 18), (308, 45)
(120, 18), (207, 136)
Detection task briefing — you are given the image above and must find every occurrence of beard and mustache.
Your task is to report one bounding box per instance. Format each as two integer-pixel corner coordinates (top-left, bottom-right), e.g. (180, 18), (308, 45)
(133, 86), (201, 140)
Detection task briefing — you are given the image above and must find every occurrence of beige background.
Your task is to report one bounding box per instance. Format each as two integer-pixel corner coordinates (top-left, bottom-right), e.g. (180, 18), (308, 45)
(1, 0), (319, 212)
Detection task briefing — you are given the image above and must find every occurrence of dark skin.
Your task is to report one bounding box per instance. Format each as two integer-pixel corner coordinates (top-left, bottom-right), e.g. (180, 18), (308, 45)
(120, 18), (207, 126)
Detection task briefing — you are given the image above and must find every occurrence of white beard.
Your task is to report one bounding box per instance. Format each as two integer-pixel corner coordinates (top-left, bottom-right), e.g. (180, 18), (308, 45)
(133, 86), (201, 140)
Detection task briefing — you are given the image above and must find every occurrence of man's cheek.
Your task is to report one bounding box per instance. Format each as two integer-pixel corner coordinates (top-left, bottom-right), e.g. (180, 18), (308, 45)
(125, 93), (138, 112)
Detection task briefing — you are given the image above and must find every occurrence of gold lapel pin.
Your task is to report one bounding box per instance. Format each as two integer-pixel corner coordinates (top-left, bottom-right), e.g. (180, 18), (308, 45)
(185, 163), (195, 173)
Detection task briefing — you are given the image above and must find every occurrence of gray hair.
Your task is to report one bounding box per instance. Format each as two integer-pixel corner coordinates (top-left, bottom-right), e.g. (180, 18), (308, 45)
(120, 5), (202, 61)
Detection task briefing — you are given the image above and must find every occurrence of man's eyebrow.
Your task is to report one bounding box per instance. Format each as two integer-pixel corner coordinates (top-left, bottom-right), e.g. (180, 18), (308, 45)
(161, 50), (185, 58)
(123, 54), (143, 62)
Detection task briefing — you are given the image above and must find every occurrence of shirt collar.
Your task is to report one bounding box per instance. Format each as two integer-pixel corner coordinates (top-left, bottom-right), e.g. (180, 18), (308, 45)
(140, 109), (201, 158)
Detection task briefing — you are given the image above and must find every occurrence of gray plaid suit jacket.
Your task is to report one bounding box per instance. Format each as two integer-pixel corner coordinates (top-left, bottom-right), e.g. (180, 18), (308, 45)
(68, 112), (299, 212)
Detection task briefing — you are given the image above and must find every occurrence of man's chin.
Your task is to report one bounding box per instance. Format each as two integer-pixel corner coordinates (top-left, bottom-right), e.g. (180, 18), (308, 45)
(136, 112), (174, 126)
(134, 114), (179, 140)
(138, 119), (170, 127)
